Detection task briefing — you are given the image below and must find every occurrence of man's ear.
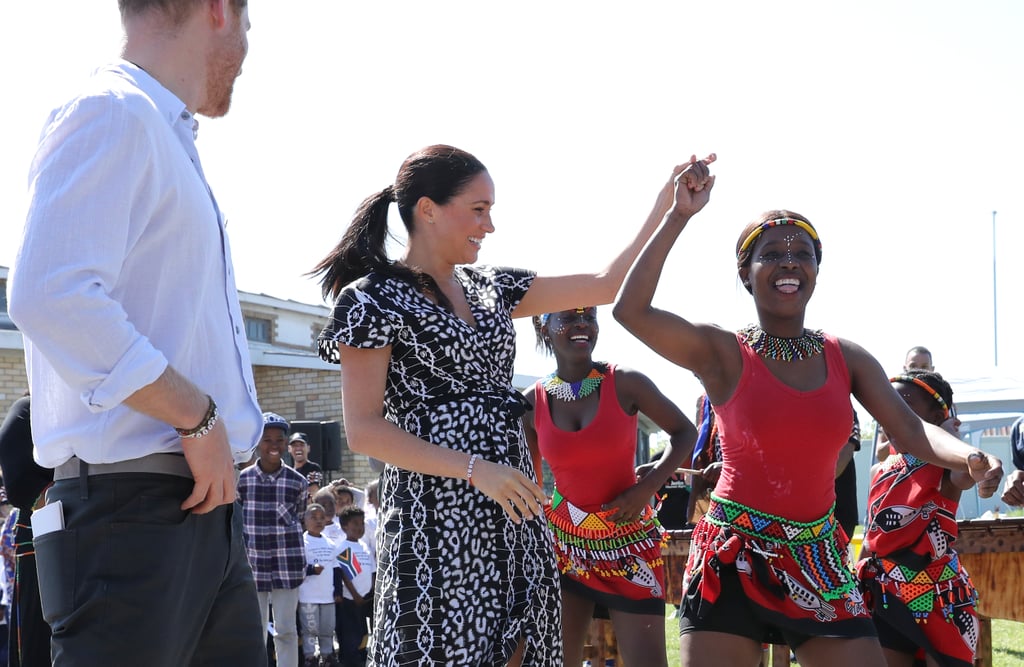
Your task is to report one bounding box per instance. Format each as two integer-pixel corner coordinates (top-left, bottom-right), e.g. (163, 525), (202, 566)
(207, 0), (228, 29)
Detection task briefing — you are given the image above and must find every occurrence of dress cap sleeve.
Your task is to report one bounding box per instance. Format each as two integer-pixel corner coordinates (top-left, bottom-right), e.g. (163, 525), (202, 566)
(488, 266), (536, 311)
(317, 278), (396, 364)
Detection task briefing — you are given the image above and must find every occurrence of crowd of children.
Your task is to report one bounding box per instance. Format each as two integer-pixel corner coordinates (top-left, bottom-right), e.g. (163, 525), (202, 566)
(243, 412), (378, 667)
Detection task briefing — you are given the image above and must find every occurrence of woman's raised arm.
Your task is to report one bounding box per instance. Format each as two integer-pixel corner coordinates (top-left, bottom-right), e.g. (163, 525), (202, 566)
(514, 156), (714, 318)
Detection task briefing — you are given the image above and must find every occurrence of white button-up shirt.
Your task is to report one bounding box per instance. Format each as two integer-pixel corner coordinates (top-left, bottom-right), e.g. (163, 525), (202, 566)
(8, 61), (262, 467)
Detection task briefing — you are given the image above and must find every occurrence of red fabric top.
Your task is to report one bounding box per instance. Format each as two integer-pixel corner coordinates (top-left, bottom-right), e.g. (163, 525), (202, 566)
(534, 365), (639, 509)
(863, 454), (959, 560)
(714, 333), (853, 522)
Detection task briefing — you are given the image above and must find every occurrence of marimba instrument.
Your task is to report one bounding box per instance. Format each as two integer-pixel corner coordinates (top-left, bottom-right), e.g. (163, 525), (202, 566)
(955, 517), (1024, 667)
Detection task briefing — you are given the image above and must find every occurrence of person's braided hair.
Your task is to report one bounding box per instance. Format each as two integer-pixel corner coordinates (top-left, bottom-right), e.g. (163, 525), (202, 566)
(890, 369), (955, 424)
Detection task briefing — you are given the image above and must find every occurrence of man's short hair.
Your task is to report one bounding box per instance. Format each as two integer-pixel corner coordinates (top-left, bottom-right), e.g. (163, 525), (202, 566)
(905, 345), (932, 359)
(119, 0), (247, 26)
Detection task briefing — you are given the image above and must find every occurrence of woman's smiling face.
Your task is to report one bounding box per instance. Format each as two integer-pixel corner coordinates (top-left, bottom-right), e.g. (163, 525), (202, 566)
(545, 307), (600, 359)
(742, 225), (819, 311)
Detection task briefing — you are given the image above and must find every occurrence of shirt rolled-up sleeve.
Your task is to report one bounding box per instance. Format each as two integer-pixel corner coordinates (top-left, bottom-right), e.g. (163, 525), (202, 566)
(8, 93), (169, 412)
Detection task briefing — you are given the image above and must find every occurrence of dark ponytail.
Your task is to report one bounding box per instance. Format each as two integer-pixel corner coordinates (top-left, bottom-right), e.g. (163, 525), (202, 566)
(312, 187), (395, 301)
(312, 145), (488, 304)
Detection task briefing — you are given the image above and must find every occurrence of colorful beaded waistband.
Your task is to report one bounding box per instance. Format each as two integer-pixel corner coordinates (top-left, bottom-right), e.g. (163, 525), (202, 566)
(545, 488), (663, 552)
(705, 495), (838, 546)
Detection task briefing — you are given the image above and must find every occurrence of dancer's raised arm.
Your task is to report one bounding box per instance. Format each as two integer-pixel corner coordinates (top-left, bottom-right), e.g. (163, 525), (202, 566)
(614, 154), (735, 387)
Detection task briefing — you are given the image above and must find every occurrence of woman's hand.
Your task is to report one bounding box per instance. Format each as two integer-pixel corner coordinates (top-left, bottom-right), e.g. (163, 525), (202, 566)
(603, 483), (655, 524)
(668, 154), (716, 221)
(634, 462), (656, 480)
(969, 451), (1003, 499)
(470, 458), (546, 524)
(701, 461), (723, 487)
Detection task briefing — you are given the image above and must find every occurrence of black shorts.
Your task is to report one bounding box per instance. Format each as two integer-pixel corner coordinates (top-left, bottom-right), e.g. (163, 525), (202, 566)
(679, 564), (876, 650)
(873, 610), (919, 655)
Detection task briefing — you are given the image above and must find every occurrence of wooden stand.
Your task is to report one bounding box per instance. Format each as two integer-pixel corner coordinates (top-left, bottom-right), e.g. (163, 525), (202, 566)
(955, 518), (1024, 667)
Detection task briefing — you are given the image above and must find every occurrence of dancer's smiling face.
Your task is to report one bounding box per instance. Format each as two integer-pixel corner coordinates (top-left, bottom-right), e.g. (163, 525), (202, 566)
(741, 226), (819, 311)
(544, 307), (599, 359)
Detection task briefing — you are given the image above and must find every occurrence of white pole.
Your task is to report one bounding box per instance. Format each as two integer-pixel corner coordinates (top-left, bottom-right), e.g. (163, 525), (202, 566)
(993, 210), (998, 367)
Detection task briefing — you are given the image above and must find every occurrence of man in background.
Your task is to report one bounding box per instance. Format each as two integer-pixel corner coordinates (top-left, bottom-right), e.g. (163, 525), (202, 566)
(877, 346), (939, 463)
(289, 432), (323, 485)
(904, 346), (934, 372)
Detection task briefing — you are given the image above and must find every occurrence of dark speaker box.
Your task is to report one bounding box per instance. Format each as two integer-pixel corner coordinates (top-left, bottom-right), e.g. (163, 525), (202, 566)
(319, 421), (342, 471)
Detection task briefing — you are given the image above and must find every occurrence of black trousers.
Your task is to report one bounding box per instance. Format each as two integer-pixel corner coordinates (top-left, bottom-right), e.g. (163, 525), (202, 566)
(37, 474), (267, 667)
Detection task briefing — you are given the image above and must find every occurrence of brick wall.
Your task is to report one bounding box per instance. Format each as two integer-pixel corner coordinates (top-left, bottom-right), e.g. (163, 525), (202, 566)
(253, 365), (376, 487)
(0, 350), (28, 411)
(0, 353), (378, 489)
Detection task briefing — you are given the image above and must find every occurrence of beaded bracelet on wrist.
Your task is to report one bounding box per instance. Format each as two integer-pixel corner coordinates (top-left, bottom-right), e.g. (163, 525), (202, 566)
(175, 395), (219, 439)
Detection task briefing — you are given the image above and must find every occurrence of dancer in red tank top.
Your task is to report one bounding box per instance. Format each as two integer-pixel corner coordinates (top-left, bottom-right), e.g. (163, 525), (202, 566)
(859, 371), (979, 667)
(613, 156), (1003, 667)
(522, 306), (696, 667)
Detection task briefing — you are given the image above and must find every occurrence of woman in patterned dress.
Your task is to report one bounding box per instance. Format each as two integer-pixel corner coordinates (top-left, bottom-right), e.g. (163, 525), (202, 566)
(612, 158), (1003, 667)
(312, 145), (712, 666)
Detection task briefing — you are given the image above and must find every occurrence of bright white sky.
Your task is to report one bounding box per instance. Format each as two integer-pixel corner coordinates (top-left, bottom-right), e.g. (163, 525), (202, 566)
(2, 1), (1022, 423)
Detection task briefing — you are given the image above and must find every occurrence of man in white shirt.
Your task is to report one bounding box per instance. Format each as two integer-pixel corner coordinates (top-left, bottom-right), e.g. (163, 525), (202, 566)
(6, 2), (265, 665)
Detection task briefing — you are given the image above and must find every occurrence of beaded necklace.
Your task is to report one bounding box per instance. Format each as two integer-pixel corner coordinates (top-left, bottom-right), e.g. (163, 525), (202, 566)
(738, 324), (825, 362)
(542, 365), (606, 401)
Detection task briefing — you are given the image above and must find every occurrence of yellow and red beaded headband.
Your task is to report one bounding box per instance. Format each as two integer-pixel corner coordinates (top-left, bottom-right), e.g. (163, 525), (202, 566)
(539, 307), (590, 326)
(890, 374), (951, 420)
(737, 218), (822, 259)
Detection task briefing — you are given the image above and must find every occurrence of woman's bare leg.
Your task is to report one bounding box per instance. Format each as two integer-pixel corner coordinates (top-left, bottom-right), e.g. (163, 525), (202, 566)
(680, 630), (762, 667)
(608, 608), (669, 667)
(560, 587), (597, 667)
(794, 636), (887, 667)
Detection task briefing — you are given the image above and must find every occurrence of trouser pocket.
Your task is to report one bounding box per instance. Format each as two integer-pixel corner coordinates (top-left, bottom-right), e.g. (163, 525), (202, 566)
(33, 529), (77, 626)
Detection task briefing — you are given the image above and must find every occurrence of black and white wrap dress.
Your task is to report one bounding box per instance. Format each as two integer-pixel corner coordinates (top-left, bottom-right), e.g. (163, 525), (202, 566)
(318, 265), (562, 666)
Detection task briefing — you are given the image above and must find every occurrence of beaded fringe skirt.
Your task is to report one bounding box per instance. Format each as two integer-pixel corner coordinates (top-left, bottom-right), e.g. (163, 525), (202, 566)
(544, 489), (667, 612)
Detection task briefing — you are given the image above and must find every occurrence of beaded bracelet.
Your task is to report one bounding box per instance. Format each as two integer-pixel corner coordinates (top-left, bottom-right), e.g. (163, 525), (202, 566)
(175, 395), (219, 439)
(467, 454), (480, 486)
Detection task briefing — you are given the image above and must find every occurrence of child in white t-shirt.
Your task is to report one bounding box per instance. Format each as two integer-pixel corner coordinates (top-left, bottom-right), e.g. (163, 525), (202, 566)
(335, 505), (375, 667)
(311, 488), (344, 544)
(298, 504), (342, 667)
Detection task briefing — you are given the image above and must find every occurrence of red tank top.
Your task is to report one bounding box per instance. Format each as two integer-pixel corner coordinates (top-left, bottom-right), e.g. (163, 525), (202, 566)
(714, 333), (853, 522)
(534, 365), (639, 509)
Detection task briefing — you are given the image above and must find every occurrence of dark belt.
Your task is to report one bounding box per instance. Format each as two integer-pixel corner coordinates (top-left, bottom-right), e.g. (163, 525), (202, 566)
(54, 453), (193, 482)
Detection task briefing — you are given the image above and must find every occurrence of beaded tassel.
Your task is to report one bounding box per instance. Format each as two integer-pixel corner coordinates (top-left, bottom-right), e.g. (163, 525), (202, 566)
(738, 324), (825, 362)
(542, 366), (606, 401)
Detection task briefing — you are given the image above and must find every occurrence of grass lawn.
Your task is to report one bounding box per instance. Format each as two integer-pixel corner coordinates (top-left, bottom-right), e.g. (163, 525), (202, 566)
(661, 612), (1024, 666)
(994, 619), (1024, 666)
